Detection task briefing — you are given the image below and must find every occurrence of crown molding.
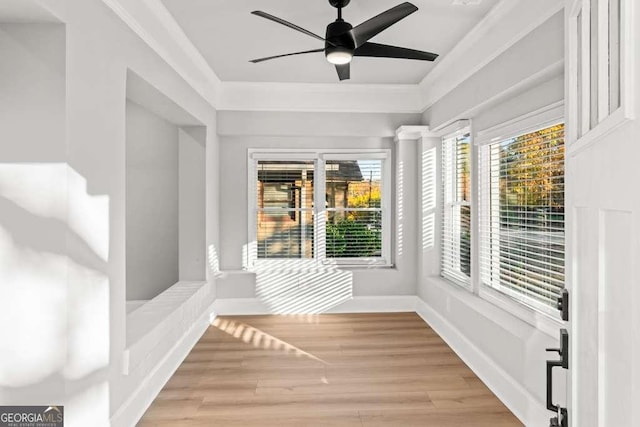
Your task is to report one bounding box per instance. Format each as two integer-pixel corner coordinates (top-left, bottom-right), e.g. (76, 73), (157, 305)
(100, 0), (221, 107)
(417, 0), (564, 113)
(102, 0), (564, 115)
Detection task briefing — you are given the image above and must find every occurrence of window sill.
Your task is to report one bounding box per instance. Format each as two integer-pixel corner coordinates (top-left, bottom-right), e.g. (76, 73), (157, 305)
(322, 258), (392, 268)
(430, 276), (563, 338)
(441, 271), (472, 291)
(334, 263), (395, 270)
(247, 260), (394, 272)
(479, 286), (564, 338)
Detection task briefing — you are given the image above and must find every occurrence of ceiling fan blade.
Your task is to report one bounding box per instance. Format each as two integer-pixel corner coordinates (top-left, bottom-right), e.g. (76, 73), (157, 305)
(354, 42), (438, 61)
(252, 11), (331, 45)
(250, 48), (325, 63)
(335, 63), (350, 81)
(351, 2), (418, 48)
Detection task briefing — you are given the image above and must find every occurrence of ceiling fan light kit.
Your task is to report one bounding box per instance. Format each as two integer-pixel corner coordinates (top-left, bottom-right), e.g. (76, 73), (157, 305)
(326, 47), (353, 65)
(250, 0), (438, 81)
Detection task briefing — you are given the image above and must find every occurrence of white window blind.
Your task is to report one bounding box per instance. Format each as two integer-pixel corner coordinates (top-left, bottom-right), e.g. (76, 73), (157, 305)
(250, 151), (390, 266)
(441, 131), (472, 285)
(256, 160), (315, 259)
(325, 159), (384, 260)
(479, 123), (565, 310)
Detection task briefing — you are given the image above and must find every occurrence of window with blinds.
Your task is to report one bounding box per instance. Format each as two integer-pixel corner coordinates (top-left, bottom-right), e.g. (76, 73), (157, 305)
(325, 160), (383, 259)
(441, 131), (472, 285)
(251, 152), (390, 265)
(479, 123), (565, 310)
(256, 160), (314, 259)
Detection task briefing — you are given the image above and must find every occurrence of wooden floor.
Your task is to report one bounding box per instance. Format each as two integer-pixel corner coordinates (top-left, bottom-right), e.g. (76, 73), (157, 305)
(139, 312), (522, 426)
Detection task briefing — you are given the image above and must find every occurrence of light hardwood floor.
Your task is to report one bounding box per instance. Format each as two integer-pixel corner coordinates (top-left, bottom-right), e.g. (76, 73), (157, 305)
(139, 312), (522, 426)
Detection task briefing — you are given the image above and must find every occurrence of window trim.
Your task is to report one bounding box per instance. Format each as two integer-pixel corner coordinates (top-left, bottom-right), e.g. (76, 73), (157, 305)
(477, 106), (565, 322)
(247, 149), (392, 269)
(475, 101), (564, 146)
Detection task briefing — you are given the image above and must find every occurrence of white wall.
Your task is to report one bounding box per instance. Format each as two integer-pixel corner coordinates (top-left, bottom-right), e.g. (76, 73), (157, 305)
(423, 11), (564, 129)
(0, 0), (220, 425)
(0, 23), (65, 161)
(178, 127), (206, 281)
(418, 11), (565, 426)
(0, 21), (67, 405)
(125, 100), (179, 301)
(217, 111), (422, 299)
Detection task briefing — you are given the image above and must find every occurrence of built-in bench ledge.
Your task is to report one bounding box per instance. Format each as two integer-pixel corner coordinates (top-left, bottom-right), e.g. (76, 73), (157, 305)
(126, 300), (148, 314)
(123, 281), (209, 375)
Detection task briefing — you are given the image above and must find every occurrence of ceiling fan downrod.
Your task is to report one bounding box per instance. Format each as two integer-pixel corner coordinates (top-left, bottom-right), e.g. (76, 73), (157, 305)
(330, 0), (350, 21)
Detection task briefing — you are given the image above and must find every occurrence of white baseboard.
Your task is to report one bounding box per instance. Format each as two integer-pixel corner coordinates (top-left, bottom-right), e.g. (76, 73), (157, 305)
(212, 295), (418, 315)
(326, 296), (418, 313)
(110, 302), (217, 427)
(415, 298), (548, 427)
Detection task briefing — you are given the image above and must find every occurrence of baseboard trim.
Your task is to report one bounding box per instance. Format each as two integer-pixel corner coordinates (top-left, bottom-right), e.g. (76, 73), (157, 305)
(415, 298), (548, 427)
(110, 302), (217, 427)
(212, 295), (418, 315)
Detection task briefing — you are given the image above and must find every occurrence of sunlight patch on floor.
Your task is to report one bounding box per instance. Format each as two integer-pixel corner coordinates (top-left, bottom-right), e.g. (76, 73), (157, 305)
(212, 318), (330, 364)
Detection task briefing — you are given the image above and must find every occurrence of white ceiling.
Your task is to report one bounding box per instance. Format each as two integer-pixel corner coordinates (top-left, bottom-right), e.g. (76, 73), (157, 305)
(0, 0), (60, 23)
(161, 0), (499, 85)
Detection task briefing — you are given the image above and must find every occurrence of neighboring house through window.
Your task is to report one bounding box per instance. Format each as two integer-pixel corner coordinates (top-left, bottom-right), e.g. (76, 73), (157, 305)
(325, 159), (383, 260)
(256, 160), (315, 259)
(249, 151), (391, 267)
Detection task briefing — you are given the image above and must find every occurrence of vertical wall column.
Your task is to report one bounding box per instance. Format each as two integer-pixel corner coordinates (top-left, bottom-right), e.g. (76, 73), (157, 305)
(418, 133), (442, 290)
(394, 126), (433, 290)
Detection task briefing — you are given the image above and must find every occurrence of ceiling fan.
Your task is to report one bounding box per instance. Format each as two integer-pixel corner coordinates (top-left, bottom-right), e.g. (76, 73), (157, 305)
(250, 0), (438, 81)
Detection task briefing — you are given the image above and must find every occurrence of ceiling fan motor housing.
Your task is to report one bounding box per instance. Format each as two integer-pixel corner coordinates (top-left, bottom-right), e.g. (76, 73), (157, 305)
(325, 20), (355, 59)
(329, 0), (351, 8)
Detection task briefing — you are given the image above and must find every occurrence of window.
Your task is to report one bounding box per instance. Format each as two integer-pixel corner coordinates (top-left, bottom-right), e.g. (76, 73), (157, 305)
(325, 159), (384, 260)
(479, 123), (565, 312)
(250, 151), (390, 267)
(441, 131), (472, 286)
(256, 161), (314, 259)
